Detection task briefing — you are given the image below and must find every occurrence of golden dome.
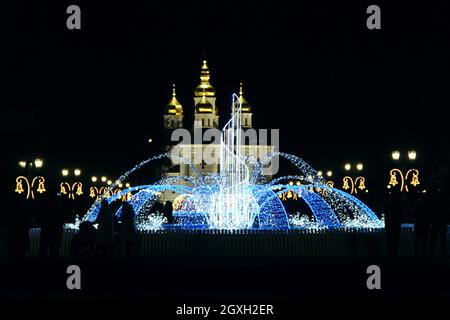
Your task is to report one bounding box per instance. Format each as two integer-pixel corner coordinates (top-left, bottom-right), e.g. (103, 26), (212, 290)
(194, 60), (216, 97)
(235, 82), (251, 113)
(195, 93), (213, 113)
(165, 84), (183, 115)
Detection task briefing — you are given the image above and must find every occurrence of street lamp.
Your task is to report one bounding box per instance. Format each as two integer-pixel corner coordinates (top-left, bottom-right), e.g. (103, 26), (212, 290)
(34, 158), (43, 168)
(101, 176), (107, 183)
(15, 158), (46, 199)
(91, 176), (98, 183)
(391, 150), (400, 161)
(408, 150), (417, 161)
(326, 170), (333, 177)
(342, 162), (366, 194)
(60, 168), (83, 199)
(388, 150), (420, 192)
(317, 171), (323, 177)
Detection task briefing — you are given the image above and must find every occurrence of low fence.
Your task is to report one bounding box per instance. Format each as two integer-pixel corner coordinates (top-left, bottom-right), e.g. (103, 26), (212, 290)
(28, 228), (417, 257)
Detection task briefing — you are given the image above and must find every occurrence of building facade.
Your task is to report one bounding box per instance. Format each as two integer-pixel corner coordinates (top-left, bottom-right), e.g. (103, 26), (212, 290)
(161, 59), (275, 202)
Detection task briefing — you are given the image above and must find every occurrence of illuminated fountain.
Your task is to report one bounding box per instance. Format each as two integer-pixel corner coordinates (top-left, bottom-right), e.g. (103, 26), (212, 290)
(83, 94), (384, 231)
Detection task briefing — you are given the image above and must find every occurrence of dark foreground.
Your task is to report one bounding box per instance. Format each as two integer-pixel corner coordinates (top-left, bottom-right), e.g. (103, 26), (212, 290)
(0, 256), (448, 317)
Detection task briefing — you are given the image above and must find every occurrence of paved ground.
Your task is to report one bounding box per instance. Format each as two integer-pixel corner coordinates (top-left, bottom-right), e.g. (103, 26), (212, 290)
(0, 256), (448, 305)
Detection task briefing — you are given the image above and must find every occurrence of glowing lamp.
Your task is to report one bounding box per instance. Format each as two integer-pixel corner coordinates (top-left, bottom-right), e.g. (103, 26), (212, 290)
(34, 159), (43, 168)
(391, 151), (400, 161)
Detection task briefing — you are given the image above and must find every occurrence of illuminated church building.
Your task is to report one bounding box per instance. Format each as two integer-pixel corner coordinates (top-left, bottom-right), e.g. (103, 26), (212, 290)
(161, 59), (275, 201)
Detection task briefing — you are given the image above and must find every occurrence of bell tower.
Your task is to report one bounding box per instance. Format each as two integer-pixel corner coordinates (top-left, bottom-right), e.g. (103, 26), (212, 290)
(193, 59), (219, 128)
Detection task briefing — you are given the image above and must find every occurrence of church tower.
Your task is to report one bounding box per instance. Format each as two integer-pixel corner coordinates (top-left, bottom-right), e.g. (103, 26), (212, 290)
(163, 84), (184, 129)
(237, 82), (253, 128)
(193, 60), (219, 128)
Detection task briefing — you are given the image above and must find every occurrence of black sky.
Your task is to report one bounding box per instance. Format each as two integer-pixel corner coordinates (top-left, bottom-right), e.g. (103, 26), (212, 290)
(3, 0), (450, 181)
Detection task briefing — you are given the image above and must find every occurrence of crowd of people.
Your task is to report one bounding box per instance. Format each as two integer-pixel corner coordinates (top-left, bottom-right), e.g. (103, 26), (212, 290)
(384, 188), (448, 256)
(4, 198), (174, 261)
(2, 190), (448, 260)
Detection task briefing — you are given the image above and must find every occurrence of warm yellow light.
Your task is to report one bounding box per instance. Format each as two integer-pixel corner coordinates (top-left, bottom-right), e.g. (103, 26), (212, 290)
(62, 169), (69, 177)
(15, 179), (25, 194)
(392, 150), (400, 160)
(408, 150), (417, 161)
(118, 183), (123, 188)
(125, 183), (130, 188)
(317, 171), (323, 177)
(91, 176), (97, 182)
(74, 169), (81, 176)
(296, 181), (301, 186)
(34, 158), (43, 168)
(107, 180), (112, 186)
(289, 181), (293, 185)
(326, 170), (333, 177)
(356, 163), (363, 171)
(344, 163), (351, 171)
(101, 176), (107, 182)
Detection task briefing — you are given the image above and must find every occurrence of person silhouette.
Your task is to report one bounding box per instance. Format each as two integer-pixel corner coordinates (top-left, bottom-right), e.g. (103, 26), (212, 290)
(414, 192), (430, 256)
(95, 199), (115, 258)
(120, 202), (136, 257)
(429, 188), (448, 255)
(385, 192), (403, 257)
(5, 198), (31, 262)
(38, 194), (65, 260)
(163, 201), (173, 224)
(70, 221), (97, 259)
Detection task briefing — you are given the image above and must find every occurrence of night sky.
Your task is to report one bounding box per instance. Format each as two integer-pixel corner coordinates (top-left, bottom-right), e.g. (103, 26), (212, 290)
(3, 1), (450, 189)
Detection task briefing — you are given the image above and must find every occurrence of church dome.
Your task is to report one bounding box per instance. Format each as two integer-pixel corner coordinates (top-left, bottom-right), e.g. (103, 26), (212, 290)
(164, 84), (183, 116)
(235, 82), (251, 113)
(194, 60), (216, 97)
(195, 94), (213, 113)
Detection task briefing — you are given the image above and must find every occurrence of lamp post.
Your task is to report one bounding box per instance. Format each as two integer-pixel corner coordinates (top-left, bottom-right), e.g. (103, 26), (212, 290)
(388, 150), (420, 192)
(342, 162), (367, 195)
(315, 169), (334, 187)
(90, 175), (109, 198)
(60, 168), (83, 200)
(15, 158), (46, 200)
(89, 175), (132, 201)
